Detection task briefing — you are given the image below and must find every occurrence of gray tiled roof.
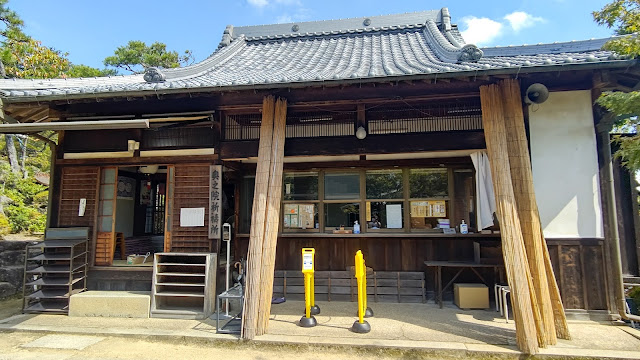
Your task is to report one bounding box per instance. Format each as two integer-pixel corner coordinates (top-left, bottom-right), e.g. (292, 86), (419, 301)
(0, 8), (632, 102)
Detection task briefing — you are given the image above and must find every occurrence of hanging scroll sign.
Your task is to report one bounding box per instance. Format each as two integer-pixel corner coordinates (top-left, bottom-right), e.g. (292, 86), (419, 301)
(209, 165), (223, 239)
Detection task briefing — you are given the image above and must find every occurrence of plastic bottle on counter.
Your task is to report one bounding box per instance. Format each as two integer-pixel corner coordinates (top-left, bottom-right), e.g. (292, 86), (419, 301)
(353, 220), (360, 234)
(460, 220), (468, 234)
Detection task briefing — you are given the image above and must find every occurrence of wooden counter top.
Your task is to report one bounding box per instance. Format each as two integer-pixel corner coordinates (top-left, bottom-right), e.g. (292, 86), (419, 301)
(236, 233), (500, 239)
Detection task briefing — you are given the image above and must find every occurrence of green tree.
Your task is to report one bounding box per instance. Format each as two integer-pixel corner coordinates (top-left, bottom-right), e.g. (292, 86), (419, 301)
(104, 40), (194, 74)
(67, 64), (117, 78)
(593, 1), (640, 170)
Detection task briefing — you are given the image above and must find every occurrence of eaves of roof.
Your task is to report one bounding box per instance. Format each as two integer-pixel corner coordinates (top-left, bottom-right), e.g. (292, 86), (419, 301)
(1, 58), (635, 104)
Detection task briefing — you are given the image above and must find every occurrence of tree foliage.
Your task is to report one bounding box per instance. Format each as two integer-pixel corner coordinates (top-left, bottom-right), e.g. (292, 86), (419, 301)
(593, 1), (640, 170)
(104, 40), (194, 74)
(67, 64), (117, 78)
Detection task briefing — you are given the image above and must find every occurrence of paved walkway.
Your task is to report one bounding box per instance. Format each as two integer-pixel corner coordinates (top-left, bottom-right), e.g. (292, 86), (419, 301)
(1, 300), (639, 359)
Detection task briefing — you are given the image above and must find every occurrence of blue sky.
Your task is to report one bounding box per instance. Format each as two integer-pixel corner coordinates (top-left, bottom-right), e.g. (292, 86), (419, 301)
(10, 0), (615, 71)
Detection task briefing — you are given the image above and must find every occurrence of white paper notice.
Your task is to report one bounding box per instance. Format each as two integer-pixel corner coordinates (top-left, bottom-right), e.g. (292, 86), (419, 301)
(386, 204), (403, 228)
(180, 208), (205, 227)
(302, 253), (313, 270)
(78, 198), (86, 217)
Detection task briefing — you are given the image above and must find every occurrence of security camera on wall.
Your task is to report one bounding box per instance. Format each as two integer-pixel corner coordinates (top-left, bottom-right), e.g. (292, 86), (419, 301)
(524, 83), (549, 104)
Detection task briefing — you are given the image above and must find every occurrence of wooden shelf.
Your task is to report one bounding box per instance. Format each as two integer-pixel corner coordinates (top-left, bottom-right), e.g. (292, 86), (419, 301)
(157, 263), (206, 266)
(27, 289), (83, 299)
(151, 253), (216, 320)
(156, 272), (206, 277)
(27, 276), (84, 287)
(28, 252), (88, 261)
(22, 229), (89, 314)
(156, 282), (205, 287)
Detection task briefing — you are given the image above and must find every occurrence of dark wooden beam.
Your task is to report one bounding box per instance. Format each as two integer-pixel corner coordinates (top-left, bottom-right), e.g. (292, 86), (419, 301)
(220, 130), (486, 159)
(56, 154), (218, 166)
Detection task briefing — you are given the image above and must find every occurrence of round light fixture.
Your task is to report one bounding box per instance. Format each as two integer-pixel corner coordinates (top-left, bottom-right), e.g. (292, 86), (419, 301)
(355, 126), (367, 140)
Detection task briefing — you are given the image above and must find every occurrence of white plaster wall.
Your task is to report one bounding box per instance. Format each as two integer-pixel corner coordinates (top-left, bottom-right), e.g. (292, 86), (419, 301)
(529, 90), (603, 238)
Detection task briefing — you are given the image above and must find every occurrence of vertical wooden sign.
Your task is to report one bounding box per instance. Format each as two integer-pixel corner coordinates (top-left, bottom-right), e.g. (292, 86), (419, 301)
(209, 165), (222, 240)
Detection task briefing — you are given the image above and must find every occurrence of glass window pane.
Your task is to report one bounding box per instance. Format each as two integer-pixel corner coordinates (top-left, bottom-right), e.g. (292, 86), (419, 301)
(410, 200), (449, 230)
(102, 168), (116, 183)
(325, 203), (360, 228)
(101, 200), (113, 216)
(366, 170), (403, 199)
(366, 201), (404, 229)
(101, 184), (114, 200)
(100, 216), (112, 232)
(283, 172), (318, 200)
(409, 169), (448, 198)
(283, 203), (318, 229)
(239, 176), (255, 234)
(324, 173), (360, 200)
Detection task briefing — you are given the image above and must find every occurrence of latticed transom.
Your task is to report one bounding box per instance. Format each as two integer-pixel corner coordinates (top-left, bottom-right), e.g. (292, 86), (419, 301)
(223, 99), (482, 140)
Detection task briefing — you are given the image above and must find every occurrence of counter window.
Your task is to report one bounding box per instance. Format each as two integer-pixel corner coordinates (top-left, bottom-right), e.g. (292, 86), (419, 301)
(366, 170), (403, 199)
(283, 172), (318, 200)
(325, 202), (360, 228)
(283, 203), (318, 229)
(409, 169), (448, 198)
(366, 201), (404, 229)
(324, 173), (360, 200)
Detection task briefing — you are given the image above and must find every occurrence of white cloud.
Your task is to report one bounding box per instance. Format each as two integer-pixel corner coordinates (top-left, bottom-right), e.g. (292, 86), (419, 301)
(504, 11), (544, 32)
(460, 16), (503, 46)
(277, 14), (293, 23)
(248, 0), (269, 8)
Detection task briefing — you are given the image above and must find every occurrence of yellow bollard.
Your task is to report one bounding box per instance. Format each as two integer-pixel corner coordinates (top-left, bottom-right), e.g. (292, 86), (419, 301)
(299, 248), (318, 327)
(351, 250), (371, 333)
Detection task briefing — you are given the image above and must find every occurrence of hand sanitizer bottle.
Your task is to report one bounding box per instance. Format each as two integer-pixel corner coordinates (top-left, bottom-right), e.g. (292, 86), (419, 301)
(460, 220), (468, 234)
(353, 220), (360, 234)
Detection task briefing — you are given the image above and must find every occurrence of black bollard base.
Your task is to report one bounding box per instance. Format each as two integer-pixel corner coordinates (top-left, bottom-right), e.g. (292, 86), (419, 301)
(311, 305), (321, 315)
(356, 307), (374, 318)
(364, 307), (374, 318)
(298, 315), (317, 328)
(350, 320), (371, 333)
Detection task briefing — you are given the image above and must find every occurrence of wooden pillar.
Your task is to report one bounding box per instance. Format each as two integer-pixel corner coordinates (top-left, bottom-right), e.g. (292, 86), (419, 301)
(480, 83), (538, 354)
(501, 79), (568, 343)
(257, 98), (287, 334)
(241, 96), (276, 340)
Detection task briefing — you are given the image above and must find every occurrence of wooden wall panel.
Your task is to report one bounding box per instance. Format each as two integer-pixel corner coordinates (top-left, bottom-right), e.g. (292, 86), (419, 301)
(170, 164), (214, 253)
(234, 236), (610, 312)
(557, 245), (584, 309)
(57, 166), (99, 265)
(582, 245), (607, 310)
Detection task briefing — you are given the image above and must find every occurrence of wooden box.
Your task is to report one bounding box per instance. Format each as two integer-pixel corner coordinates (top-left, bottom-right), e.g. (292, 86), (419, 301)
(454, 283), (489, 309)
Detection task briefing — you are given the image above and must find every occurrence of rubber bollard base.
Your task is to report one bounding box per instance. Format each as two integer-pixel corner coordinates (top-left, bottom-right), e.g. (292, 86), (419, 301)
(311, 305), (321, 315)
(298, 316), (317, 327)
(351, 320), (371, 333)
(364, 307), (374, 318)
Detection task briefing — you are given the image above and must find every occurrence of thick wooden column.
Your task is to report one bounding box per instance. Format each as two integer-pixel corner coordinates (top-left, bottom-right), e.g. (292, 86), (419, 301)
(480, 84), (538, 354)
(501, 79), (570, 342)
(242, 96), (275, 340)
(257, 98), (287, 334)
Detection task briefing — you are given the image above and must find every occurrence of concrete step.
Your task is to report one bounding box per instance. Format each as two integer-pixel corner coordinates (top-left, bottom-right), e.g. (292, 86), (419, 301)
(69, 291), (151, 318)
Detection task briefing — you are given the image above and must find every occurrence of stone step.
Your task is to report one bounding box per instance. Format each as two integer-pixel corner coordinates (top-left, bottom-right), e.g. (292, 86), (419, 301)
(0, 281), (17, 298)
(69, 291), (151, 318)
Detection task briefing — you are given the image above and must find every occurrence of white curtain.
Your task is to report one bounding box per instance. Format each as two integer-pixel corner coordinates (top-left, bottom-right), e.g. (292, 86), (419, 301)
(470, 151), (496, 230)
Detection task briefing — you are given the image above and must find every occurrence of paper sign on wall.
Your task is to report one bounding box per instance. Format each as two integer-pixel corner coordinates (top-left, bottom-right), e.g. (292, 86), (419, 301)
(78, 198), (87, 217)
(180, 208), (205, 227)
(386, 204), (403, 229)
